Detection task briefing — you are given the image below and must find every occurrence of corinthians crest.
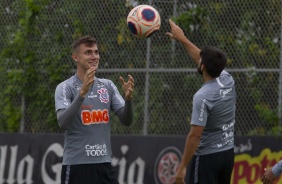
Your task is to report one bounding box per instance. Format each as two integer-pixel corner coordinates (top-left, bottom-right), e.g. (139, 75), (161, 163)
(97, 88), (109, 103)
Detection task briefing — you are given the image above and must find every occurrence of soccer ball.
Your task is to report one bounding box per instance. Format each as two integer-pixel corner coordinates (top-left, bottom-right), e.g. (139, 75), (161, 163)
(127, 5), (161, 38)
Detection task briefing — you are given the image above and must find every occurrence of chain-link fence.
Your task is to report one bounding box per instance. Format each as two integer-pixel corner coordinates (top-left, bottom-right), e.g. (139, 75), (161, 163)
(0, 0), (281, 136)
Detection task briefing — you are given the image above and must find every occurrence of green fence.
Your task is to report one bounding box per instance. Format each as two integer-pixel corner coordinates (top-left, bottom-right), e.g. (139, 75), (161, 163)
(0, 0), (281, 136)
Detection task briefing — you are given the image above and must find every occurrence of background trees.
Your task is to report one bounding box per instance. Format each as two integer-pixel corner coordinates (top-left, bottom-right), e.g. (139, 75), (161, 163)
(0, 0), (280, 135)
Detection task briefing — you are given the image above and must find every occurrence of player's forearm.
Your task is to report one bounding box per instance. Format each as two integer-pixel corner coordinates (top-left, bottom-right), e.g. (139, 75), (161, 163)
(180, 38), (201, 66)
(179, 133), (201, 170)
(57, 94), (84, 129)
(115, 100), (133, 126)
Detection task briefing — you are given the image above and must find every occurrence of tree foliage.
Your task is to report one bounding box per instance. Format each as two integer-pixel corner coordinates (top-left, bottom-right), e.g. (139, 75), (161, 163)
(0, 0), (280, 135)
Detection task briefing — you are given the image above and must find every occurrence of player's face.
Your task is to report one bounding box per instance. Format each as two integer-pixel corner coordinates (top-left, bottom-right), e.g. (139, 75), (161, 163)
(73, 43), (100, 71)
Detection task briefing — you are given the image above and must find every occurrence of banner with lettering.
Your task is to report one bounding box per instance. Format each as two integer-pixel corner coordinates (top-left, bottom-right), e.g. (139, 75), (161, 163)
(0, 133), (281, 184)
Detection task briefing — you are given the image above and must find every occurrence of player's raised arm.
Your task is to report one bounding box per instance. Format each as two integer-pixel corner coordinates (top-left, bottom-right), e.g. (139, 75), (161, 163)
(166, 19), (201, 66)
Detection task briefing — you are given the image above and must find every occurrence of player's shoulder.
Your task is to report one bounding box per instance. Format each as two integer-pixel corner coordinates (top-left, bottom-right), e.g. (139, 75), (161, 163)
(221, 70), (229, 75)
(219, 70), (235, 85)
(220, 70), (233, 79)
(56, 76), (75, 90)
(193, 83), (210, 100)
(96, 78), (116, 87)
(194, 82), (217, 101)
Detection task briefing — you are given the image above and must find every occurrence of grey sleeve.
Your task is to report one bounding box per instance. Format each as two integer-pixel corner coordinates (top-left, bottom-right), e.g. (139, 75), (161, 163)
(56, 94), (84, 129)
(272, 160), (282, 177)
(191, 94), (208, 126)
(115, 99), (133, 126)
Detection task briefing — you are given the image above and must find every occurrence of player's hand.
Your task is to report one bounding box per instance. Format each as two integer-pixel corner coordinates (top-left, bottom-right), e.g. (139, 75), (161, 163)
(166, 19), (186, 42)
(175, 167), (186, 184)
(261, 168), (278, 184)
(119, 75), (134, 100)
(80, 67), (96, 97)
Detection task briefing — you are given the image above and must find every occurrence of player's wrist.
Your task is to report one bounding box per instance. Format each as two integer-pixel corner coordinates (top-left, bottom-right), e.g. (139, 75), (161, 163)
(79, 91), (86, 98)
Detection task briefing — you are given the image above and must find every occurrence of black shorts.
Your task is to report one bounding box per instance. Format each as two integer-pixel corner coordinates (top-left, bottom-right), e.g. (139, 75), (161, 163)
(61, 163), (119, 184)
(185, 148), (234, 184)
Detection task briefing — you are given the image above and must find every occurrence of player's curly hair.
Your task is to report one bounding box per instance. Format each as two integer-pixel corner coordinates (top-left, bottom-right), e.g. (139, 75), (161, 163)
(200, 45), (227, 78)
(71, 35), (97, 52)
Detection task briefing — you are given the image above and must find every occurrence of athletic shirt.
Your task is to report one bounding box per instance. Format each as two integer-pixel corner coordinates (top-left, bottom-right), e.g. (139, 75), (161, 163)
(191, 70), (236, 155)
(272, 160), (282, 177)
(55, 74), (125, 165)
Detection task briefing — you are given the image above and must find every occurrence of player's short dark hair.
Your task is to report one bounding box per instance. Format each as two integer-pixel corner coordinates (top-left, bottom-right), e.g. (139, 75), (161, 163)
(71, 35), (97, 52)
(200, 45), (227, 78)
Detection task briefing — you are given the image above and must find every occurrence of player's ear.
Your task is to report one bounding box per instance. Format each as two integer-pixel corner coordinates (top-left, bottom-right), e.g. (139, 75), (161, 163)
(72, 53), (78, 62)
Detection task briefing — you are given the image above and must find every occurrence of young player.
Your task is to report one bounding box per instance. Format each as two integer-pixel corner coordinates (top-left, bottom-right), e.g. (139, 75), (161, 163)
(55, 35), (134, 184)
(166, 19), (236, 184)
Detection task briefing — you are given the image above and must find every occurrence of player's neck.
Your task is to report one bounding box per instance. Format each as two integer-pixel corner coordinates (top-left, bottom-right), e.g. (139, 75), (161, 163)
(76, 69), (85, 82)
(203, 73), (215, 82)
